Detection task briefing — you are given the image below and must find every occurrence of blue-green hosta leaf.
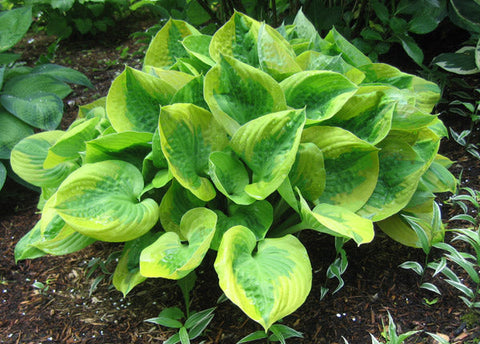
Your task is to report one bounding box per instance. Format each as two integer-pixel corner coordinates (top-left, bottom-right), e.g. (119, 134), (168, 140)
(140, 208), (217, 279)
(43, 117), (100, 169)
(323, 90), (395, 145)
(171, 75), (208, 110)
(296, 51), (365, 84)
(211, 201), (273, 250)
(159, 103), (229, 201)
(85, 131), (153, 171)
(280, 71), (358, 124)
(289, 143), (326, 203)
(106, 67), (176, 133)
(208, 150), (256, 205)
(214, 225), (312, 331)
(359, 63), (441, 113)
(421, 155), (457, 193)
(31, 64), (93, 89)
(144, 18), (201, 69)
(301, 126), (379, 212)
(324, 28), (372, 68)
(204, 55), (287, 135)
(182, 34), (215, 67)
(3, 73), (72, 99)
(0, 110), (34, 159)
(298, 192), (374, 245)
(231, 109), (306, 200)
(0, 6), (32, 52)
(54, 160), (159, 242)
(113, 231), (162, 296)
(257, 23), (302, 81)
(0, 92), (63, 130)
(358, 137), (426, 221)
(209, 12), (261, 66)
(34, 194), (95, 254)
(0, 162), (5, 190)
(10, 131), (79, 188)
(159, 180), (206, 238)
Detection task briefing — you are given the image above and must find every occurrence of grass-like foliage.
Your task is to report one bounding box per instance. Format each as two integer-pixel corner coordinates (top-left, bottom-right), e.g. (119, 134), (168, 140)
(12, 10), (456, 335)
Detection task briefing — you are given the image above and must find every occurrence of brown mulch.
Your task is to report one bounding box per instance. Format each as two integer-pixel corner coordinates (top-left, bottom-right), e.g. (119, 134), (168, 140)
(1, 14), (480, 344)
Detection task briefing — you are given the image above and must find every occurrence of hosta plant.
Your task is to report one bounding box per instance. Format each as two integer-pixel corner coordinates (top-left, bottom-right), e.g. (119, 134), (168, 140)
(12, 10), (456, 335)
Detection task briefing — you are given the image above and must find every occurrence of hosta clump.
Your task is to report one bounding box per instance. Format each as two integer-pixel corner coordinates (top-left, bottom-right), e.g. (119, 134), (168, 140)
(12, 10), (456, 333)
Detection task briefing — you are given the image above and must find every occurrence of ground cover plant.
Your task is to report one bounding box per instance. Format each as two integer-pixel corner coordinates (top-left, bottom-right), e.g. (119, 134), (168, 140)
(5, 7), (474, 342)
(6, 8), (466, 342)
(0, 6), (92, 192)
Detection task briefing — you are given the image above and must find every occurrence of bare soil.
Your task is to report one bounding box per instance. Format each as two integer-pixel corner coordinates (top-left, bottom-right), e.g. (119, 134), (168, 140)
(1, 15), (480, 344)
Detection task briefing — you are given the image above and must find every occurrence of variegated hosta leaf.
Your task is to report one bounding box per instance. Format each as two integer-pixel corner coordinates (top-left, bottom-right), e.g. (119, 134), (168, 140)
(171, 75), (208, 110)
(257, 23), (302, 81)
(411, 127), (441, 166)
(182, 34), (215, 67)
(324, 27), (372, 68)
(289, 143), (326, 203)
(230, 109), (306, 200)
(358, 138), (426, 221)
(54, 160), (159, 242)
(280, 70), (358, 124)
(378, 197), (444, 248)
(113, 231), (162, 296)
(208, 150), (256, 205)
(159, 103), (229, 201)
(144, 68), (195, 90)
(43, 116), (100, 169)
(140, 207), (217, 279)
(209, 11), (261, 66)
(295, 50), (365, 84)
(159, 180), (206, 239)
(204, 54), (287, 135)
(10, 130), (79, 188)
(211, 201), (273, 250)
(106, 67), (176, 133)
(34, 194), (95, 254)
(214, 225), (312, 331)
(421, 155), (457, 193)
(144, 18), (201, 69)
(323, 90), (395, 145)
(0, 109), (34, 159)
(85, 131), (153, 171)
(390, 102), (437, 131)
(301, 126), (379, 212)
(14, 222), (47, 262)
(359, 63), (441, 113)
(298, 192), (374, 245)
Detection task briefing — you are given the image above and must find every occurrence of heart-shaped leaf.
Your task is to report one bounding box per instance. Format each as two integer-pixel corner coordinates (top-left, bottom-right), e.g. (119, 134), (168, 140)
(144, 18), (201, 69)
(54, 160), (159, 242)
(231, 109), (306, 200)
(280, 70), (358, 123)
(204, 54), (287, 135)
(140, 208), (217, 279)
(106, 67), (176, 132)
(214, 225), (312, 331)
(159, 103), (229, 201)
(301, 126), (379, 212)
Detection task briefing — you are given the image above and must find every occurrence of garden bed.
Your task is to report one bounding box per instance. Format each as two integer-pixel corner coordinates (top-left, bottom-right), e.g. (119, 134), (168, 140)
(1, 14), (480, 344)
